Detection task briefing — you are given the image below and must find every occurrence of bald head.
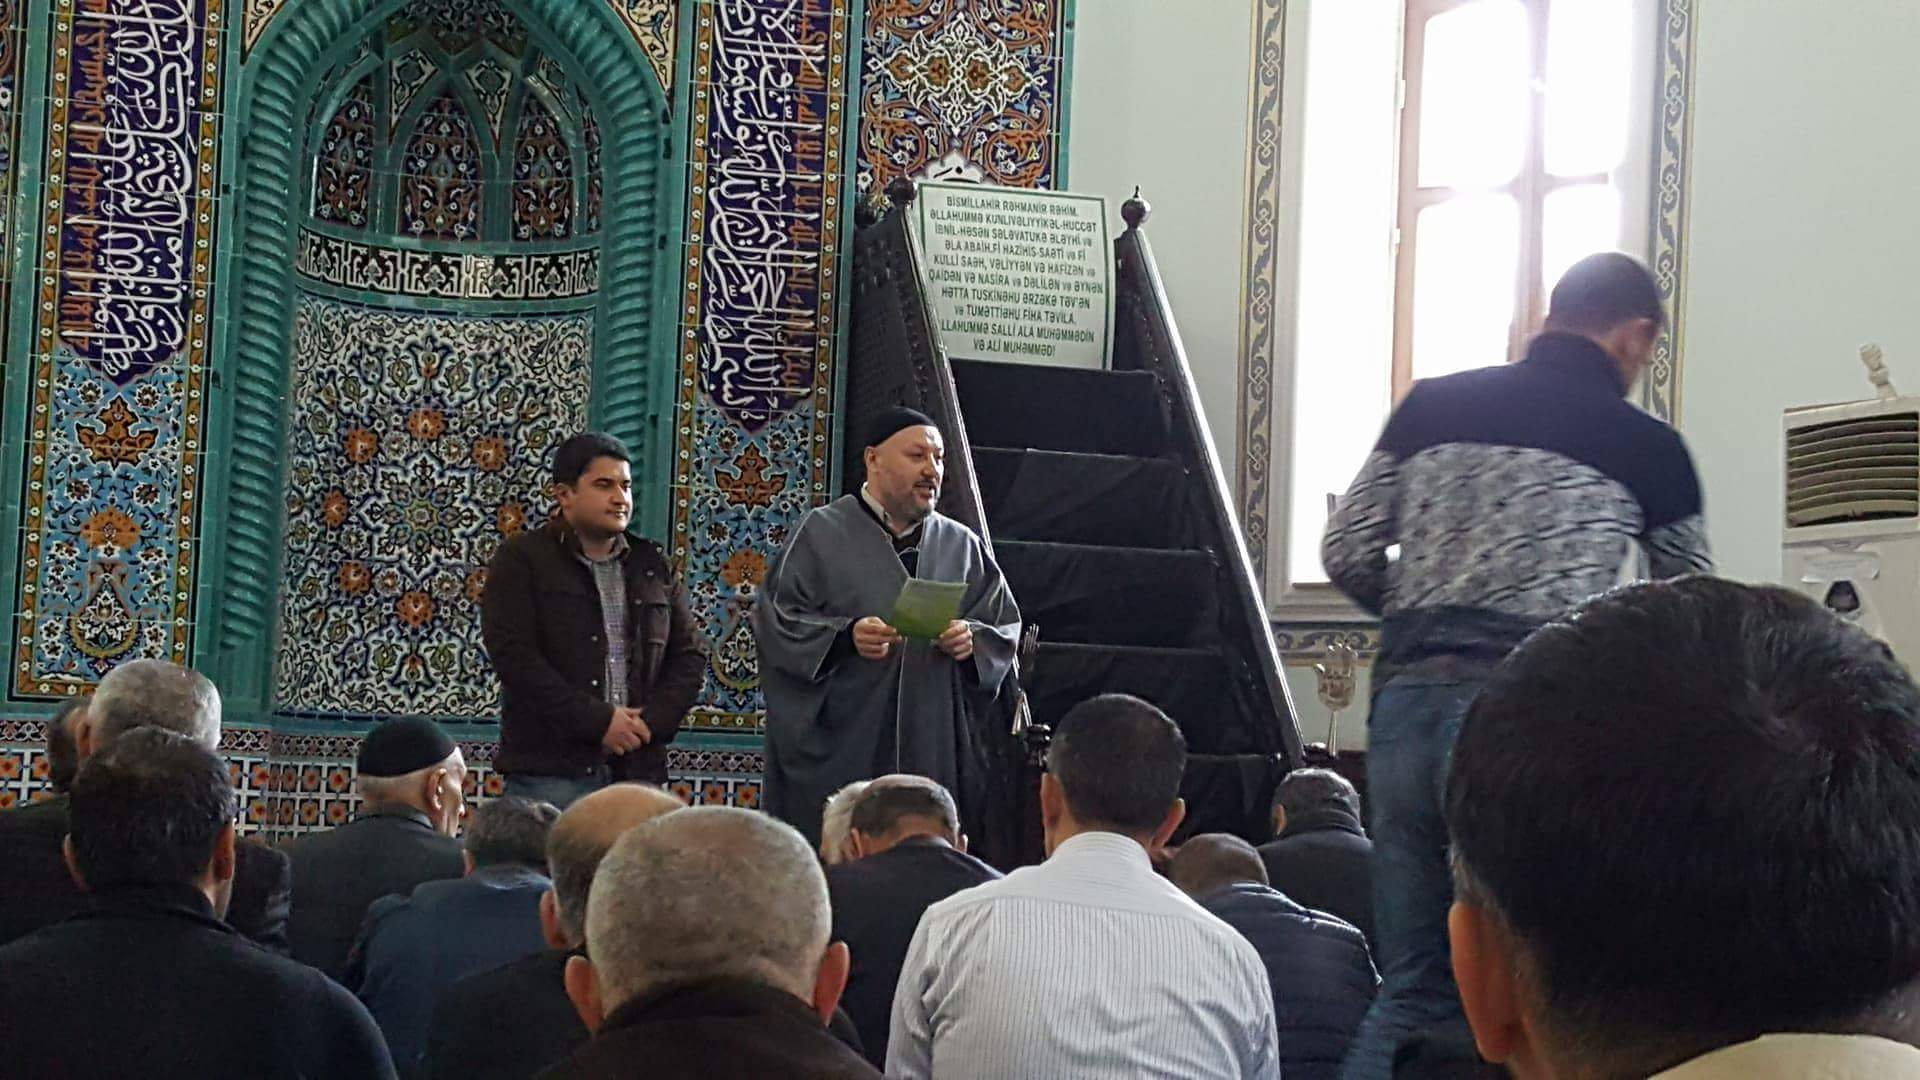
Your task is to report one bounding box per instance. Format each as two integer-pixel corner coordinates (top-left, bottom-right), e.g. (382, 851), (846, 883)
(583, 807), (830, 1011)
(1170, 833), (1269, 899)
(89, 660), (221, 752)
(546, 783), (686, 946)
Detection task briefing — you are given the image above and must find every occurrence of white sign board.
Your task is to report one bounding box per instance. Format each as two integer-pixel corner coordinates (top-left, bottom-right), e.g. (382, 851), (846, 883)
(914, 182), (1112, 370)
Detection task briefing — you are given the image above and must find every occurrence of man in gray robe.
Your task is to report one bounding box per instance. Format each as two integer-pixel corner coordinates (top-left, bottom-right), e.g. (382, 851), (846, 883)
(754, 407), (1021, 845)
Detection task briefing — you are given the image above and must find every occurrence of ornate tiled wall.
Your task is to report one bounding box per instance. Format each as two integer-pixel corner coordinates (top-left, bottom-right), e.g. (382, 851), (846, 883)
(671, 0), (1073, 742)
(856, 0), (1070, 193)
(14, 0), (224, 698)
(276, 296), (593, 719)
(0, 0), (1079, 813)
(0, 722), (759, 840)
(669, 0), (852, 735)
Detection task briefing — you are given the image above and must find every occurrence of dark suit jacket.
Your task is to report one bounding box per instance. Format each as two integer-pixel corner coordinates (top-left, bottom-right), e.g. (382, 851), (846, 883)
(0, 794), (291, 953)
(824, 837), (1001, 1066)
(283, 808), (467, 979)
(537, 978), (881, 1079)
(1257, 806), (1376, 943)
(0, 883), (395, 1078)
(425, 949), (586, 1080)
(1200, 882), (1378, 1080)
(422, 946), (870, 1080)
(482, 519), (706, 781)
(351, 864), (553, 1077)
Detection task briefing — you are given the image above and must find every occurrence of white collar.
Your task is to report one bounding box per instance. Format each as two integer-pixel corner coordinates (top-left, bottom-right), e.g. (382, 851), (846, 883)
(1652, 1034), (1920, 1078)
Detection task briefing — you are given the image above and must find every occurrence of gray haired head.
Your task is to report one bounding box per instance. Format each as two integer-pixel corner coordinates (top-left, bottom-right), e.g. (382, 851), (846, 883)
(584, 806), (829, 1011)
(819, 779), (870, 865)
(90, 660), (221, 751)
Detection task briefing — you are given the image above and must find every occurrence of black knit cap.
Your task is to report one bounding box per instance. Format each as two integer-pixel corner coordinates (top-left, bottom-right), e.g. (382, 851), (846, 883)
(357, 718), (458, 778)
(865, 405), (939, 449)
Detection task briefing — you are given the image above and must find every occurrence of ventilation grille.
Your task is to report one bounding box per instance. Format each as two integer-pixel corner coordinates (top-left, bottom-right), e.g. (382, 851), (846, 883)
(1786, 412), (1920, 527)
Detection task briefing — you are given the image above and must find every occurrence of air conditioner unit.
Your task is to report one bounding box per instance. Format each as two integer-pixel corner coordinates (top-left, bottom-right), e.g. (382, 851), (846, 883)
(1782, 389), (1920, 666)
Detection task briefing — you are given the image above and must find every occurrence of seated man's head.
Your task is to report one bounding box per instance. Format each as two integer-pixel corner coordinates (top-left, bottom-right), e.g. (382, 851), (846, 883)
(1159, 826), (1267, 895)
(565, 807), (848, 1032)
(846, 774), (963, 860)
(64, 727), (239, 917)
(542, 783), (686, 951)
(464, 796), (561, 877)
(1447, 577), (1920, 1078)
(1271, 767), (1361, 839)
(1168, 833), (1269, 901)
(354, 718), (468, 836)
(81, 659), (221, 756)
(1043, 694), (1186, 853)
(45, 695), (90, 795)
(819, 779), (870, 866)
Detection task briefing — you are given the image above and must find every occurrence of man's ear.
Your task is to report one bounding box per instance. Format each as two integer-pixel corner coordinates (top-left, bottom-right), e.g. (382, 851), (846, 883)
(210, 822), (237, 886)
(812, 941), (851, 1025)
(1271, 806), (1287, 838)
(956, 831), (969, 854)
(461, 850), (476, 876)
(1039, 773), (1065, 829)
(846, 830), (871, 861)
(539, 889), (569, 951)
(1149, 798), (1187, 852)
(564, 954), (606, 1033)
(73, 716), (98, 762)
(62, 835), (87, 892)
(1451, 901), (1525, 1066)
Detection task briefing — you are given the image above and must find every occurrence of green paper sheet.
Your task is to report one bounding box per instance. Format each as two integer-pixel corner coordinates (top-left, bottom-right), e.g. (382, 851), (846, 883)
(890, 579), (968, 640)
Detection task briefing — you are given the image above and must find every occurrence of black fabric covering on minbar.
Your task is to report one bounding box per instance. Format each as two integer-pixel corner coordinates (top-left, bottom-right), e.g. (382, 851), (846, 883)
(952, 359), (1167, 456)
(994, 541), (1218, 650)
(974, 448), (1189, 549)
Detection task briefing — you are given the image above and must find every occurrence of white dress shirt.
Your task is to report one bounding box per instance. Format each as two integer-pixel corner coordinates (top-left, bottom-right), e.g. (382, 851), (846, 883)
(886, 830), (1279, 1079)
(1652, 1033), (1920, 1079)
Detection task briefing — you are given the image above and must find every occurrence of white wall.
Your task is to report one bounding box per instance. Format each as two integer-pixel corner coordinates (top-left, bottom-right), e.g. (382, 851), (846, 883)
(1067, 0), (1256, 463)
(1680, 0), (1920, 583)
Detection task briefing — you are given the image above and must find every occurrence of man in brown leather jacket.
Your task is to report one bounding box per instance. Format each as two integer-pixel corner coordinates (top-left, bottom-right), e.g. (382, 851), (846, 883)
(483, 433), (705, 807)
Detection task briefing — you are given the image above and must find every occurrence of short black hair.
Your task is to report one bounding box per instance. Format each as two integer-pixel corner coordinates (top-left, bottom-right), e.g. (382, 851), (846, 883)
(1544, 252), (1665, 335)
(849, 779), (959, 839)
(1048, 694), (1186, 832)
(466, 796), (561, 870)
(1168, 833), (1268, 898)
(46, 696), (88, 794)
(552, 432), (631, 487)
(1274, 767), (1359, 824)
(1447, 577), (1920, 1065)
(69, 727), (236, 891)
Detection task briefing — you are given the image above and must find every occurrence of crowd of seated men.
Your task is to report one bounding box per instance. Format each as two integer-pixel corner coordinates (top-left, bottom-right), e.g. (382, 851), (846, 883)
(1, 576), (1919, 1078)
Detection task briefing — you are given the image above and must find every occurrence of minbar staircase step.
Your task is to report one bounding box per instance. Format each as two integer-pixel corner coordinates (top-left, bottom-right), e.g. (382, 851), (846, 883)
(994, 540), (1217, 650)
(974, 448), (1189, 549)
(1028, 643), (1265, 757)
(952, 359), (1167, 457)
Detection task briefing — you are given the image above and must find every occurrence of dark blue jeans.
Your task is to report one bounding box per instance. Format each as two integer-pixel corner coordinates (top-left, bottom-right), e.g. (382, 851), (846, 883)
(501, 767), (609, 811)
(1341, 677), (1485, 1080)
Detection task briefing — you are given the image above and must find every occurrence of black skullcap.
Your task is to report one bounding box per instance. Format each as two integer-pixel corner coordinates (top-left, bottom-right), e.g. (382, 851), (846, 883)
(357, 718), (458, 778)
(865, 405), (940, 449)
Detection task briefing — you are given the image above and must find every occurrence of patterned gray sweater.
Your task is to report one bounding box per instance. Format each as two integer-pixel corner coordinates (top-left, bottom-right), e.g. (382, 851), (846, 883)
(1322, 333), (1712, 682)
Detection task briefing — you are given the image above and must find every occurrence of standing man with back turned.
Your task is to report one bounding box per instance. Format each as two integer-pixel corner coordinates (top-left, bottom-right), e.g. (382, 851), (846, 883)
(484, 433), (707, 809)
(753, 407), (1021, 846)
(1321, 253), (1712, 1078)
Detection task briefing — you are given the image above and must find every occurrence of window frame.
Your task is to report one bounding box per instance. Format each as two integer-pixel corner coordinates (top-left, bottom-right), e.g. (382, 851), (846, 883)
(1263, 0), (1662, 617)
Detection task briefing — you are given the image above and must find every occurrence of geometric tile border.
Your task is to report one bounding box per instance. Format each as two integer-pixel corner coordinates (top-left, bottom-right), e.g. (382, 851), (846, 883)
(0, 721), (763, 840)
